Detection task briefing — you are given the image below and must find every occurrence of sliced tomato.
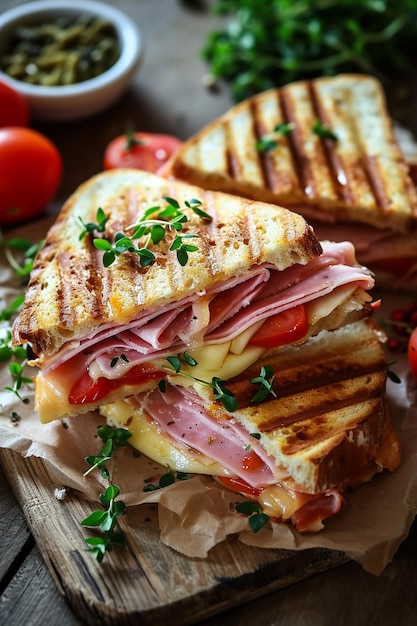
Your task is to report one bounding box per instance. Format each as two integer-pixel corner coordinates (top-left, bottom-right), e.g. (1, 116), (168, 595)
(241, 450), (264, 472)
(249, 304), (308, 348)
(216, 475), (263, 498)
(103, 131), (182, 173)
(408, 327), (417, 380)
(69, 365), (166, 405)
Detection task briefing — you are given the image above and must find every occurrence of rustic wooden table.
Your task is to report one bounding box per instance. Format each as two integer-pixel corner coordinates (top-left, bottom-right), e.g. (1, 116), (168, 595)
(1, 1), (417, 624)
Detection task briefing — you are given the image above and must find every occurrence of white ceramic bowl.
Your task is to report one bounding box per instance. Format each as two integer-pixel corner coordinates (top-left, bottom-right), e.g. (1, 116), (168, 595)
(0, 0), (142, 121)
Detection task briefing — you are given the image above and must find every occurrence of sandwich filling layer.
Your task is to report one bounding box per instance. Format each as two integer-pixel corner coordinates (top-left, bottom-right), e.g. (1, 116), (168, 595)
(34, 241), (374, 421)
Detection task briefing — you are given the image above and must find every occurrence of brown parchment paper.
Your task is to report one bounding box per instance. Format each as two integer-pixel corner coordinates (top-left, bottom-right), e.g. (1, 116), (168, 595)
(0, 224), (416, 576)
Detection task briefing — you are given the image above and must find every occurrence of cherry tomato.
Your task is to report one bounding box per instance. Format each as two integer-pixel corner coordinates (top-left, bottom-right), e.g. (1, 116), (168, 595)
(408, 327), (417, 379)
(0, 127), (62, 225)
(0, 81), (30, 127)
(69, 365), (166, 405)
(249, 304), (308, 348)
(103, 131), (182, 173)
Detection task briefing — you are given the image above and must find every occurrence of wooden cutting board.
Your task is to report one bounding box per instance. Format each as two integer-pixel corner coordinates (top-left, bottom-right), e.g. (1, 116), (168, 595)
(0, 448), (348, 626)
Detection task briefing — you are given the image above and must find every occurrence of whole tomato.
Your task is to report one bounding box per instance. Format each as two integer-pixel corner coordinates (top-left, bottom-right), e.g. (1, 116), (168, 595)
(0, 127), (62, 225)
(103, 131), (182, 173)
(408, 327), (417, 379)
(0, 81), (30, 127)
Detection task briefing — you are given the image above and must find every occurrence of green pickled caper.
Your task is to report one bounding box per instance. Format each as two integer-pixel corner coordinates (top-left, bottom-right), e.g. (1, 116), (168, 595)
(0, 14), (120, 86)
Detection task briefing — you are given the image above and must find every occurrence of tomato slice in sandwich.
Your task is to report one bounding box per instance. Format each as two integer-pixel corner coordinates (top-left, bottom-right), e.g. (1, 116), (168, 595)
(249, 304), (308, 348)
(69, 365), (166, 405)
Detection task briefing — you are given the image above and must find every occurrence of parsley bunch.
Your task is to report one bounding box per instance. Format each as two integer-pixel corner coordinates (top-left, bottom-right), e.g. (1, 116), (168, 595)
(203, 0), (417, 101)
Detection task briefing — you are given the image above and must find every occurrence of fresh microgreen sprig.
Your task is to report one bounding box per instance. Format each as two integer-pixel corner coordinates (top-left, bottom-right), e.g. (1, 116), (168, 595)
(81, 197), (212, 269)
(1, 235), (43, 284)
(164, 355), (238, 412)
(235, 501), (270, 533)
(81, 425), (132, 562)
(0, 331), (33, 402)
(249, 365), (277, 403)
(143, 465), (192, 492)
(78, 207), (108, 241)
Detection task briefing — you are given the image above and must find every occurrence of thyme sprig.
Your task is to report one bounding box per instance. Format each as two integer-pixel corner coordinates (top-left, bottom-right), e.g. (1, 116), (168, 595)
(143, 465), (192, 492)
(249, 365), (277, 403)
(163, 355), (238, 412)
(80, 197), (212, 269)
(162, 355), (278, 411)
(1, 235), (42, 284)
(81, 425), (132, 562)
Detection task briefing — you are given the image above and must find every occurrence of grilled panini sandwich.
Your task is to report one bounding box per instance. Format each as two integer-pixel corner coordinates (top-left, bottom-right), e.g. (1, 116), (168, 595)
(12, 168), (376, 423)
(162, 73), (417, 287)
(101, 317), (400, 532)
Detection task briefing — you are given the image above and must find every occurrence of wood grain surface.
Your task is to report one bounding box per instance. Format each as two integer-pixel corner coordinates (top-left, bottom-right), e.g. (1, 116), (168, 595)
(0, 448), (351, 625)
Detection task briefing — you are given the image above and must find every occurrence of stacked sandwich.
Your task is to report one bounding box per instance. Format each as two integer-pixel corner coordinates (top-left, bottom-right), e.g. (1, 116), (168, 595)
(161, 74), (417, 289)
(12, 167), (400, 533)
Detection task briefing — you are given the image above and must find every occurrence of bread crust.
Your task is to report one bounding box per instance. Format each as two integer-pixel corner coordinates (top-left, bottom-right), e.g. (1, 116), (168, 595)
(165, 74), (417, 234)
(206, 319), (398, 493)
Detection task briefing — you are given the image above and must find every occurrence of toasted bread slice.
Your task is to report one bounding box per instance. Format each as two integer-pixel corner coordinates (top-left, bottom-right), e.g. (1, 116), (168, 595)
(12, 168), (321, 357)
(205, 319), (400, 494)
(164, 74), (417, 234)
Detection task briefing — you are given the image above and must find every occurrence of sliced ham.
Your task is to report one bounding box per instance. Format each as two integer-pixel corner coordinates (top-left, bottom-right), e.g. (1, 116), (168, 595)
(42, 241), (373, 381)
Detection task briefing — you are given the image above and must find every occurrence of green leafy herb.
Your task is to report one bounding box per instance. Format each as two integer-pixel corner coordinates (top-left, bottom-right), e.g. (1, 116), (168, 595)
(235, 501), (270, 533)
(78, 207), (108, 240)
(249, 365), (277, 403)
(256, 122), (295, 152)
(387, 362), (401, 384)
(143, 466), (192, 492)
(202, 0), (417, 102)
(1, 235), (43, 284)
(311, 119), (338, 141)
(83, 197), (212, 269)
(0, 331), (33, 401)
(82, 425), (132, 562)
(163, 356), (238, 412)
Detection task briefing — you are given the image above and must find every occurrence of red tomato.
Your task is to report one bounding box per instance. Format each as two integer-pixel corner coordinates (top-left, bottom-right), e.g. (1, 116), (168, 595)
(249, 304), (308, 348)
(103, 131), (182, 173)
(241, 450), (264, 472)
(408, 327), (417, 379)
(0, 81), (30, 127)
(0, 127), (62, 225)
(69, 365), (166, 405)
(216, 475), (263, 498)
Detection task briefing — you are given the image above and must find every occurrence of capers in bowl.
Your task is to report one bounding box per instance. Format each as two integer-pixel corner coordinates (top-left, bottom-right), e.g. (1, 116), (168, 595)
(0, 14), (120, 87)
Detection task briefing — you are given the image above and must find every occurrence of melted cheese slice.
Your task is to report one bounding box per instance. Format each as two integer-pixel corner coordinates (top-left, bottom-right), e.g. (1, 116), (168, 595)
(101, 400), (229, 476)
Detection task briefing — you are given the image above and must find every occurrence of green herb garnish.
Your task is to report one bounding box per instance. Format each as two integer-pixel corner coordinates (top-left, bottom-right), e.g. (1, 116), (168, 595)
(235, 501), (270, 533)
(82, 197), (212, 269)
(250, 365), (277, 403)
(202, 0), (417, 102)
(164, 355), (238, 412)
(82, 425), (132, 562)
(256, 122), (295, 152)
(312, 119), (338, 141)
(143, 466), (192, 492)
(78, 207), (108, 240)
